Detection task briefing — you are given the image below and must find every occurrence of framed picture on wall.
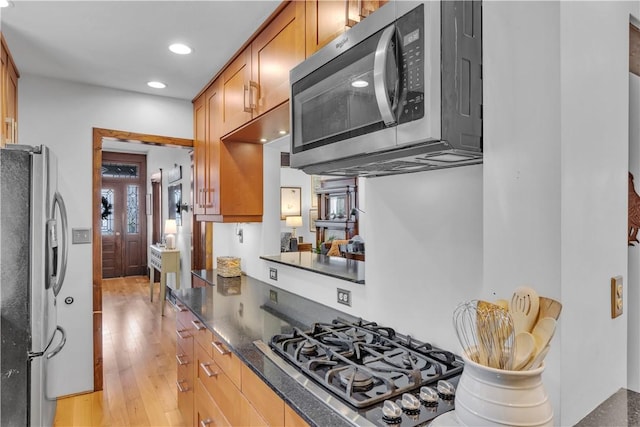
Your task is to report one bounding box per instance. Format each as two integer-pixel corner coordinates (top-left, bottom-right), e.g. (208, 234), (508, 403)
(309, 209), (318, 232)
(281, 187), (301, 220)
(311, 175), (321, 208)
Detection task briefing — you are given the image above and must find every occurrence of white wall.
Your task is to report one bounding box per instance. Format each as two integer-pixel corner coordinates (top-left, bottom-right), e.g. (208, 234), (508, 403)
(484, 2), (637, 425)
(18, 74), (192, 397)
(483, 1), (563, 419)
(559, 2), (632, 424)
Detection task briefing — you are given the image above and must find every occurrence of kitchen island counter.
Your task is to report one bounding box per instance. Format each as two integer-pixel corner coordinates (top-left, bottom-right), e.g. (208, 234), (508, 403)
(175, 270), (357, 427)
(260, 251), (365, 284)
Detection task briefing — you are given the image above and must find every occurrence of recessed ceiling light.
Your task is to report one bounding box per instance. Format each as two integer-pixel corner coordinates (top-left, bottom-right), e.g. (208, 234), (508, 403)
(147, 81), (167, 89)
(0, 0), (12, 8)
(279, 130), (287, 135)
(260, 138), (268, 143)
(351, 80), (369, 88)
(169, 43), (192, 55)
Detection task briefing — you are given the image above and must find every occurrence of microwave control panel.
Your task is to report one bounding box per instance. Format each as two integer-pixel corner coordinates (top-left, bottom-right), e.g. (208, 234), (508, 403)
(398, 4), (425, 125)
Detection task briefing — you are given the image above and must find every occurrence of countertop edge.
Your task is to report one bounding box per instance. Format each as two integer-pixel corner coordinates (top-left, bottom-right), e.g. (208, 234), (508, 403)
(260, 254), (365, 284)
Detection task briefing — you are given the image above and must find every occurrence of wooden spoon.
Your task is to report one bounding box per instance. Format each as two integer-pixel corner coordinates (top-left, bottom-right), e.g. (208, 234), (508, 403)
(509, 286), (540, 334)
(531, 317), (556, 355)
(537, 296), (562, 321)
(513, 332), (536, 370)
(524, 345), (550, 370)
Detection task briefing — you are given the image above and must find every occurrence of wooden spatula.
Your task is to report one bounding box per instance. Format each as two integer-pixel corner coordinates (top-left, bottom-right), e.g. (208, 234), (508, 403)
(537, 296), (562, 321)
(509, 286), (540, 334)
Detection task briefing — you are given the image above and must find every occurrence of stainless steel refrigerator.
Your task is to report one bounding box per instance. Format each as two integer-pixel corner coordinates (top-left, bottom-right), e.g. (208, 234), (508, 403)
(0, 144), (68, 426)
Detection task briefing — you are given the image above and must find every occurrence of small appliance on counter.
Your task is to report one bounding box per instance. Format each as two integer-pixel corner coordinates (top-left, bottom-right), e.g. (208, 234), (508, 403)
(256, 317), (463, 426)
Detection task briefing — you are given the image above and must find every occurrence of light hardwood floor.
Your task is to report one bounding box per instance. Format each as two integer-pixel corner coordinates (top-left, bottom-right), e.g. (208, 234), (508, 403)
(53, 276), (186, 427)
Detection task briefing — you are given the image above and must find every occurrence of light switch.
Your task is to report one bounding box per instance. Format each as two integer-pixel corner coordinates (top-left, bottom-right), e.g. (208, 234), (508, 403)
(72, 228), (92, 244)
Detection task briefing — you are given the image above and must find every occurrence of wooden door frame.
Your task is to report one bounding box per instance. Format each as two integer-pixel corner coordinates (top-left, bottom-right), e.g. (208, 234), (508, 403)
(92, 128), (193, 391)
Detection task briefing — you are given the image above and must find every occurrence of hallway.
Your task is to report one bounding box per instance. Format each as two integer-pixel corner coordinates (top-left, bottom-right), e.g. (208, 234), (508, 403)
(53, 276), (186, 426)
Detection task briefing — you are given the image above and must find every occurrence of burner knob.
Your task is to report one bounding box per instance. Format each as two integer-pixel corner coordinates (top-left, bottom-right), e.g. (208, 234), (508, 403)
(437, 380), (456, 400)
(419, 386), (439, 405)
(382, 400), (402, 421)
(401, 393), (421, 415)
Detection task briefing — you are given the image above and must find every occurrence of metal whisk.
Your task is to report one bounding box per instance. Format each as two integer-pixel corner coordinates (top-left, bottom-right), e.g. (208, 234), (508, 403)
(453, 300), (515, 370)
(453, 301), (482, 364)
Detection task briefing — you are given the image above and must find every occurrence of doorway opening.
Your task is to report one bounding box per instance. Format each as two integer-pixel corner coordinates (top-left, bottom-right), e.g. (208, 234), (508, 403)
(92, 128), (193, 391)
(101, 151), (147, 278)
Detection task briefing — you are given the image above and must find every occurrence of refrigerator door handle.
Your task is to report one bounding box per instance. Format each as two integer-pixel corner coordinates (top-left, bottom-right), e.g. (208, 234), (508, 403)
(50, 192), (68, 297)
(44, 326), (66, 401)
(46, 326), (66, 361)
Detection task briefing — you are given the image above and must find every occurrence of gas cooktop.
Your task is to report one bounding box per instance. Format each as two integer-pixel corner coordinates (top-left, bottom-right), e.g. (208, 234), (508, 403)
(255, 318), (463, 426)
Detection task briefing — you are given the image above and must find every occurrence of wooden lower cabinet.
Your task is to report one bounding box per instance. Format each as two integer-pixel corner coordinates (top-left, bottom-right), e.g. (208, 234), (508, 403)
(239, 393), (268, 427)
(241, 363), (284, 426)
(177, 309), (309, 427)
(195, 380), (229, 427)
(285, 405), (309, 427)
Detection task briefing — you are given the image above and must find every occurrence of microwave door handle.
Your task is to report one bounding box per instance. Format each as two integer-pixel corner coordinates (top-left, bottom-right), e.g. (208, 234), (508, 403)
(373, 25), (397, 126)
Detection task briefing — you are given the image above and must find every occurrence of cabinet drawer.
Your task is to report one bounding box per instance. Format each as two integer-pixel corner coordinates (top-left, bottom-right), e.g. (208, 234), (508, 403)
(177, 361), (193, 427)
(196, 344), (241, 425)
(211, 333), (241, 388)
(241, 363), (284, 426)
(176, 326), (193, 361)
(239, 393), (268, 427)
(195, 379), (230, 427)
(176, 302), (194, 329)
(193, 320), (212, 354)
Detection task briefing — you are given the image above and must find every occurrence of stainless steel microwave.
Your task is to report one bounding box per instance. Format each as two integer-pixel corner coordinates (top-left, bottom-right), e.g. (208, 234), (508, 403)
(289, 1), (482, 177)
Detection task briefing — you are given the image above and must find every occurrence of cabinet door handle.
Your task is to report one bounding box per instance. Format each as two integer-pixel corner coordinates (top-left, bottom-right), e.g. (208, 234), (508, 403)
(248, 80), (259, 110)
(211, 340), (231, 356)
(200, 419), (213, 427)
(200, 362), (219, 378)
(176, 380), (189, 393)
(176, 354), (189, 366)
(191, 320), (206, 331)
(176, 329), (190, 340)
(4, 118), (15, 144)
(243, 83), (252, 113)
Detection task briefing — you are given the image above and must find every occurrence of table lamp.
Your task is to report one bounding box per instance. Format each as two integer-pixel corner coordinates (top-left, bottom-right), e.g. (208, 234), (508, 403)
(285, 215), (303, 238)
(164, 219), (177, 249)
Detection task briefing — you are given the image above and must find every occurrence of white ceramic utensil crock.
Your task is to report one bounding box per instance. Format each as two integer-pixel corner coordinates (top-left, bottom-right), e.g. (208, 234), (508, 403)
(455, 353), (553, 427)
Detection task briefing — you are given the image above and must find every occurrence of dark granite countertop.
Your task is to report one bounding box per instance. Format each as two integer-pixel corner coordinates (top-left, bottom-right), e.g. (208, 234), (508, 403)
(260, 252), (365, 284)
(174, 270), (359, 427)
(575, 388), (640, 426)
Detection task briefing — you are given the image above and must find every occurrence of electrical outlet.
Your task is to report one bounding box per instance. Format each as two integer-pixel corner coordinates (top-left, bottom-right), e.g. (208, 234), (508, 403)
(269, 267), (278, 281)
(611, 276), (623, 319)
(269, 290), (278, 303)
(337, 288), (351, 306)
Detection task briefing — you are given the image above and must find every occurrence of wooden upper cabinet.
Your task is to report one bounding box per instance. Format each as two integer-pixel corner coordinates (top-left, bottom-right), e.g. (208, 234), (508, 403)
(193, 94), (207, 216)
(252, 0), (305, 117)
(306, 0), (349, 56)
(205, 81), (222, 216)
(222, 47), (252, 136)
(305, 0), (387, 57)
(222, 1), (305, 137)
(194, 76), (262, 223)
(1, 34), (19, 147)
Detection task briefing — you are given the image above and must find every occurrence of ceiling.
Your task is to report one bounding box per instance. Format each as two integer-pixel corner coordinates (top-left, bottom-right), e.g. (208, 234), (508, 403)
(1, 1), (281, 101)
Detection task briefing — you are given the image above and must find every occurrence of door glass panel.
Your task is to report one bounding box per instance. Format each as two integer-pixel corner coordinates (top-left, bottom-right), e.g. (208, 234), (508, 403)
(101, 163), (139, 178)
(127, 185), (139, 234)
(101, 189), (114, 235)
